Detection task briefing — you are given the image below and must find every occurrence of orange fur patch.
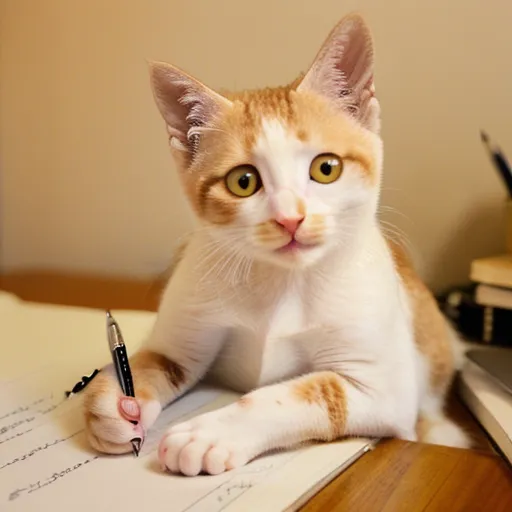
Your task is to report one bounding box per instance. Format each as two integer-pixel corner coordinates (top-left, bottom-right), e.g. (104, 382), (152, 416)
(204, 195), (238, 225)
(293, 371), (346, 439)
(254, 220), (288, 245)
(196, 175), (237, 225)
(225, 86), (299, 149)
(131, 349), (186, 402)
(296, 128), (308, 142)
(387, 239), (455, 393)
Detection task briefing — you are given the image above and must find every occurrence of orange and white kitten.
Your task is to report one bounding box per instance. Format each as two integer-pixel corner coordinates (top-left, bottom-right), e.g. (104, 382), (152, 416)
(82, 13), (469, 476)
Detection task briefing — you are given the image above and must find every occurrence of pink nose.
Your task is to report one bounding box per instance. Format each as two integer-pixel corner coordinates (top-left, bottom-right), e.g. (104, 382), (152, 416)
(276, 216), (304, 236)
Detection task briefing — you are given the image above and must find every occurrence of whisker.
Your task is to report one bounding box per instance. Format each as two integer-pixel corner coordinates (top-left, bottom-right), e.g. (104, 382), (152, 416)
(378, 205), (413, 225)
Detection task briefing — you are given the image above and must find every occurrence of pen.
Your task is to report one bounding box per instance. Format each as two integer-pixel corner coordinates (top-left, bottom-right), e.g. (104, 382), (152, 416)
(106, 310), (142, 457)
(480, 130), (512, 198)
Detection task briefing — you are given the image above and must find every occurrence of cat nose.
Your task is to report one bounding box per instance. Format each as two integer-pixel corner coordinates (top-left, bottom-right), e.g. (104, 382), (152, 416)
(276, 215), (304, 236)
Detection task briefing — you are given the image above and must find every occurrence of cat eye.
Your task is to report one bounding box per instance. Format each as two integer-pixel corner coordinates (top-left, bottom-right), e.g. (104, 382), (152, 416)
(225, 165), (262, 198)
(309, 154), (343, 184)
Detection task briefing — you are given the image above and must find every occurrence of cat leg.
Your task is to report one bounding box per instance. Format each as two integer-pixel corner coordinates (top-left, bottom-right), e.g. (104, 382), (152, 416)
(159, 370), (406, 476)
(82, 323), (226, 455)
(416, 393), (470, 449)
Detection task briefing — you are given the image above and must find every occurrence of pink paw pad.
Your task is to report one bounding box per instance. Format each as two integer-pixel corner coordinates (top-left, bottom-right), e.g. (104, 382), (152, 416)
(118, 397), (141, 424)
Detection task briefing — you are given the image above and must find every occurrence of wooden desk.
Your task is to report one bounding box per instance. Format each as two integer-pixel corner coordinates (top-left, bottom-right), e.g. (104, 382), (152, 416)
(1, 271), (511, 511)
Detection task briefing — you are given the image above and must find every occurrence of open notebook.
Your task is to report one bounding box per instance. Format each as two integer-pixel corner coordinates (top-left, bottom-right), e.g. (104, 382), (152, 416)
(0, 290), (374, 511)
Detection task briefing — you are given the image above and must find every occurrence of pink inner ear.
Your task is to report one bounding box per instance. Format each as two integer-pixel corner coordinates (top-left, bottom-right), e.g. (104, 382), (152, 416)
(297, 15), (379, 131)
(338, 27), (373, 93)
(150, 65), (194, 145)
(149, 62), (233, 156)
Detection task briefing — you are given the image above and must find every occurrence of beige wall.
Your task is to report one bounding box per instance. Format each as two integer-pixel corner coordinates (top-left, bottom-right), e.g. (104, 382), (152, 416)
(1, 0), (510, 291)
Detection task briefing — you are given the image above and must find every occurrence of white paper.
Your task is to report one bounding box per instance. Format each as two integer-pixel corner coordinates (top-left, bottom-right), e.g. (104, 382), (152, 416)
(0, 291), (372, 511)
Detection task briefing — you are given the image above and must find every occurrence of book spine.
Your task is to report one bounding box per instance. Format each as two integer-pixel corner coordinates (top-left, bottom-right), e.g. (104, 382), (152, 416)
(483, 307), (493, 344)
(437, 286), (512, 347)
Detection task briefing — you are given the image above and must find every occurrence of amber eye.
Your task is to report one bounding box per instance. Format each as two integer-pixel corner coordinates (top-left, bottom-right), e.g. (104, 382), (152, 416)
(225, 165), (262, 197)
(309, 154), (343, 184)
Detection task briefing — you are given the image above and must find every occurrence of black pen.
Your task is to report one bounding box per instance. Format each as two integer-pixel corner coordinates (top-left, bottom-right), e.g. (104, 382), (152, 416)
(106, 310), (142, 457)
(480, 130), (512, 197)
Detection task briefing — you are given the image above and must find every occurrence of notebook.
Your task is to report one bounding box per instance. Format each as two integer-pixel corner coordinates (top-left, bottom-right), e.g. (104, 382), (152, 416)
(466, 347), (512, 395)
(0, 290), (374, 511)
(459, 349), (512, 464)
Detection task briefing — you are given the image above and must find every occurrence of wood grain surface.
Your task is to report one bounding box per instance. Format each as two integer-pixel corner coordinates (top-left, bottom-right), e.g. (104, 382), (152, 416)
(303, 439), (512, 512)
(1, 270), (511, 511)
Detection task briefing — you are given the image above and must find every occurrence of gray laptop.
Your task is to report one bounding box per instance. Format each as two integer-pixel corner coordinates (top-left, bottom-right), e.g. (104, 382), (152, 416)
(466, 347), (512, 396)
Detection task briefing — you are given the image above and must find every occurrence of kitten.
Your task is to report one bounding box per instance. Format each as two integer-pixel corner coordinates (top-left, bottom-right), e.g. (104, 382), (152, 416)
(82, 13), (469, 476)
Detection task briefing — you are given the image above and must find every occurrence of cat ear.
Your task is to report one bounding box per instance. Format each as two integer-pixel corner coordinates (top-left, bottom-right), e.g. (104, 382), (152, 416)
(297, 14), (380, 133)
(148, 61), (233, 159)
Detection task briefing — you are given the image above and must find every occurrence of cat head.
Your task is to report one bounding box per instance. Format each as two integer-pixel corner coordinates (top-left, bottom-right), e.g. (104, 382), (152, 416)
(149, 13), (382, 270)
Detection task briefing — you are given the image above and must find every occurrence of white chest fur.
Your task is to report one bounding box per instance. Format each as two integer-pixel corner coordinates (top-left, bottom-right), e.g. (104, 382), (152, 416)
(208, 282), (312, 392)
(157, 226), (420, 419)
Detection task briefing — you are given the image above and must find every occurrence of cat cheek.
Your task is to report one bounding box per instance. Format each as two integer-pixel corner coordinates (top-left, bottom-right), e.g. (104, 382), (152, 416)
(252, 221), (289, 249)
(297, 214), (329, 245)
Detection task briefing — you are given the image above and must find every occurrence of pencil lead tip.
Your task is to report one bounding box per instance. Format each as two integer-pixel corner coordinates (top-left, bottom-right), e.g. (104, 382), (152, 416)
(480, 129), (489, 143)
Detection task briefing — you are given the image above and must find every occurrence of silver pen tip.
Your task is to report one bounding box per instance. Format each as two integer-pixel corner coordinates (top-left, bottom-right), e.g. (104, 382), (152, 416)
(106, 310), (112, 318)
(131, 438), (142, 457)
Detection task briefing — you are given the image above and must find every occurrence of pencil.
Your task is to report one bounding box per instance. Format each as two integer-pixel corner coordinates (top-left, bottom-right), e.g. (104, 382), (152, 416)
(480, 130), (512, 197)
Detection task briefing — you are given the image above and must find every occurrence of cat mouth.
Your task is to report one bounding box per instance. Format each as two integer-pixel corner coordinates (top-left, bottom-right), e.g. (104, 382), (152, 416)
(276, 240), (315, 253)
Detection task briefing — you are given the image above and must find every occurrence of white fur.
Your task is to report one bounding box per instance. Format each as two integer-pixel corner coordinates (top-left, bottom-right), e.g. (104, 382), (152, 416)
(153, 216), (422, 475)
(421, 417), (470, 449)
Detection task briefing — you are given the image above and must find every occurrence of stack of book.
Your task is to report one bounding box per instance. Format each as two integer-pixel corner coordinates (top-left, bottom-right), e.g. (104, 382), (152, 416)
(470, 254), (512, 345)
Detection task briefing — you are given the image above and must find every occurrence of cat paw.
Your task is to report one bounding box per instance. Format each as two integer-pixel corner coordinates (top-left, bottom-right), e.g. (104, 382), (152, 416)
(82, 369), (161, 454)
(158, 407), (256, 476)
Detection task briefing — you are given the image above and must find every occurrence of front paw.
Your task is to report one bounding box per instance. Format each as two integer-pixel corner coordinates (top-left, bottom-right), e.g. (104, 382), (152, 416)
(158, 408), (255, 476)
(82, 369), (161, 455)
